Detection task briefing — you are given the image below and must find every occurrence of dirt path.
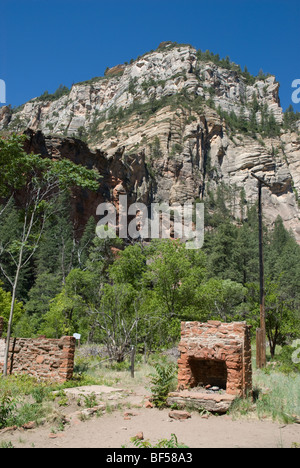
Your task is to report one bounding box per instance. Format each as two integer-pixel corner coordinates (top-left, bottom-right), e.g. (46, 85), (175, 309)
(0, 385), (299, 448)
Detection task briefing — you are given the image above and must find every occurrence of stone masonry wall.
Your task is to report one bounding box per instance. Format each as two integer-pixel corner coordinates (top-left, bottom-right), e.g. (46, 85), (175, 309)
(178, 321), (252, 397)
(0, 317), (75, 382)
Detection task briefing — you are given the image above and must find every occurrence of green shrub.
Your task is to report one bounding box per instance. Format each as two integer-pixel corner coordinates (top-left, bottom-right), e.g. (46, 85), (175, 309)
(31, 385), (51, 404)
(78, 392), (97, 409)
(0, 392), (17, 429)
(149, 362), (177, 408)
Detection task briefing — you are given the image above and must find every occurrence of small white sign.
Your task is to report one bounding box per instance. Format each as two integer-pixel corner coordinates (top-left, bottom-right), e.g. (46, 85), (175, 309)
(73, 333), (81, 340)
(0, 339), (5, 364)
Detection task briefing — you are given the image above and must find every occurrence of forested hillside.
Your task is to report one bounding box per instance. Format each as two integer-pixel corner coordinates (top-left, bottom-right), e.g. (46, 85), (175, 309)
(0, 134), (299, 366)
(0, 42), (300, 370)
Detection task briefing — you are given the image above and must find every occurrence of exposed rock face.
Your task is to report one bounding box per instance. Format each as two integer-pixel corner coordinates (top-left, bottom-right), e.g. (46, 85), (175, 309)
(1, 44), (283, 135)
(1, 42), (299, 241)
(23, 129), (152, 234)
(0, 106), (12, 127)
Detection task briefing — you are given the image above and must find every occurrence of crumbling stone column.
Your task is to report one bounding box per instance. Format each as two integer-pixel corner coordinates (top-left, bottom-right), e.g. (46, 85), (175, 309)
(177, 321), (252, 397)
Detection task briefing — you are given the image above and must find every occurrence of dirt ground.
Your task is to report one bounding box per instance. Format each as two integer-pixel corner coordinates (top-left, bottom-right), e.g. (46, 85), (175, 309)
(0, 384), (299, 449)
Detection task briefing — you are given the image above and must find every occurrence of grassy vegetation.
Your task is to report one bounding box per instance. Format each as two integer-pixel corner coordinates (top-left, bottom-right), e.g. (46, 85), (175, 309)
(0, 348), (158, 433)
(0, 343), (299, 437)
(229, 369), (300, 424)
(126, 433), (189, 449)
(229, 345), (300, 423)
(0, 371), (102, 431)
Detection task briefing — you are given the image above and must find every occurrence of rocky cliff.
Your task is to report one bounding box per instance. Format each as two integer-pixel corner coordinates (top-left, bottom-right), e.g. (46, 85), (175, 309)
(1, 42), (300, 241)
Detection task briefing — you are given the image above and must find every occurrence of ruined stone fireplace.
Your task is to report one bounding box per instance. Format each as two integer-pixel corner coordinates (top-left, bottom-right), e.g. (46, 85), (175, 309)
(167, 321), (252, 413)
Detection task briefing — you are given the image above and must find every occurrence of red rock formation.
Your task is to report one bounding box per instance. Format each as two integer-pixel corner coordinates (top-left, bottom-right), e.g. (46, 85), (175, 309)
(23, 129), (152, 238)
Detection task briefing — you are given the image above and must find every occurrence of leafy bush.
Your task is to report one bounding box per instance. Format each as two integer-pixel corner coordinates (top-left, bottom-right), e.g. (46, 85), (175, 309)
(149, 362), (177, 408)
(31, 385), (51, 404)
(0, 392), (17, 429)
(77, 392), (97, 409)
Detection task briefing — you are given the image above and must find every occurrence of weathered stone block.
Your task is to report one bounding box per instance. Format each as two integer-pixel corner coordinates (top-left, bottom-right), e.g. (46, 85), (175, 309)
(167, 391), (236, 414)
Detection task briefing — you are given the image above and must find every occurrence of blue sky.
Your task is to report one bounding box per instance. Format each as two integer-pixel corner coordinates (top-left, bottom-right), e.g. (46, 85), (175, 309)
(0, 0), (299, 111)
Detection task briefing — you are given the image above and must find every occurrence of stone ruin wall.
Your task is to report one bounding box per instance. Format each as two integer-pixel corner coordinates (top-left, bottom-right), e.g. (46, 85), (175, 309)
(178, 321), (252, 397)
(0, 316), (75, 382)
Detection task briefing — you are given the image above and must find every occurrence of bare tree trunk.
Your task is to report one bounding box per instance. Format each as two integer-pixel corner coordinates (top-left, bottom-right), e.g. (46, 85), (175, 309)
(3, 252), (22, 376)
(2, 199), (37, 376)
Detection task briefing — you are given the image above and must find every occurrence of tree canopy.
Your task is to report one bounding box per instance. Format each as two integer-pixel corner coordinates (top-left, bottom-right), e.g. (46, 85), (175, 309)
(0, 134), (299, 364)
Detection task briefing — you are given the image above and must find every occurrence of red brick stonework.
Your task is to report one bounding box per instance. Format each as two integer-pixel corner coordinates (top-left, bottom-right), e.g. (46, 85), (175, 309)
(0, 317), (75, 382)
(177, 321), (252, 397)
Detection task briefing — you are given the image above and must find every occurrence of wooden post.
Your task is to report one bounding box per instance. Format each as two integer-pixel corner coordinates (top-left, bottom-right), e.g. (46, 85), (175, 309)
(256, 328), (265, 369)
(9, 337), (17, 375)
(130, 346), (135, 378)
(257, 180), (266, 368)
(251, 173), (269, 368)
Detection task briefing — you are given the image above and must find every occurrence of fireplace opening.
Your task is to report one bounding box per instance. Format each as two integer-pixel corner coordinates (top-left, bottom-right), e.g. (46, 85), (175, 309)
(188, 357), (228, 390)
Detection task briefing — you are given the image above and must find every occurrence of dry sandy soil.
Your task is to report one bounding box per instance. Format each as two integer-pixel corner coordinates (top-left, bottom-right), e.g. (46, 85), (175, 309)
(0, 384), (299, 449)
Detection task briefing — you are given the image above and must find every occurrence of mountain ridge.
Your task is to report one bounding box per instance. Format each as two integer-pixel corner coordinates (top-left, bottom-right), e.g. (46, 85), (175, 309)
(1, 42), (300, 242)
